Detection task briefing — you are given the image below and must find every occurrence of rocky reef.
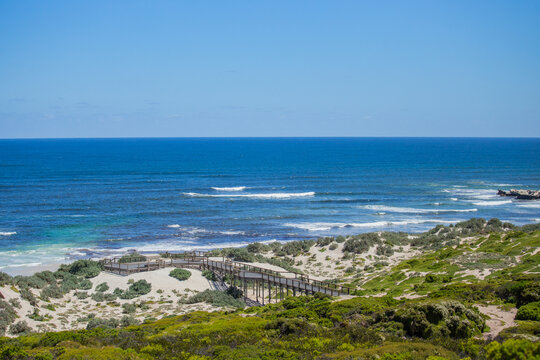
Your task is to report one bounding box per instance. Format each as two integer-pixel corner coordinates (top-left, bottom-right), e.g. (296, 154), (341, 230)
(498, 189), (540, 200)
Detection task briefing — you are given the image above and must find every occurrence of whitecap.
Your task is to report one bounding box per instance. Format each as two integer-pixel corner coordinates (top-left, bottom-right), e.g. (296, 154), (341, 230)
(472, 200), (512, 206)
(517, 202), (540, 209)
(167, 224), (181, 228)
(211, 186), (247, 191)
(362, 205), (477, 214)
(450, 198), (458, 201)
(285, 219), (460, 232)
(183, 192), (315, 199)
(0, 232), (16, 236)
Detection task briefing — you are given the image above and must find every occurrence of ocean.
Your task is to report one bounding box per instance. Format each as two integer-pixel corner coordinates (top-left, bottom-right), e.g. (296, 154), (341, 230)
(0, 138), (539, 273)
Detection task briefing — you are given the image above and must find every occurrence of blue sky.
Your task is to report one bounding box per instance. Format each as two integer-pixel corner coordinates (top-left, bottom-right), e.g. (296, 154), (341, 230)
(1, 1), (539, 138)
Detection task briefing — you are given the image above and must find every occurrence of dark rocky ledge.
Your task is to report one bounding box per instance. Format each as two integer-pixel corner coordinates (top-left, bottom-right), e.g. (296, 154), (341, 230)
(498, 189), (540, 200)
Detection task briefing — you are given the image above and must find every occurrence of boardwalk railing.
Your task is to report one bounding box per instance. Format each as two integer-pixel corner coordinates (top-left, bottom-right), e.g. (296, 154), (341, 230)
(100, 251), (352, 300)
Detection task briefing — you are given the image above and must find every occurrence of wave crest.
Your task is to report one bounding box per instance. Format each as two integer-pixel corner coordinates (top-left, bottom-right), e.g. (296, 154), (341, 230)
(183, 192), (315, 199)
(211, 186), (247, 191)
(363, 205), (477, 214)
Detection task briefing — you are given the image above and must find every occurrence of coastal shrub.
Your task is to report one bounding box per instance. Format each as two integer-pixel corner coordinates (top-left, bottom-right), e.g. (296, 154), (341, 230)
(74, 291), (88, 299)
(13, 275), (48, 289)
(91, 292), (117, 302)
(344, 233), (381, 254)
(8, 298), (21, 309)
(169, 268), (191, 281)
(279, 240), (315, 256)
(456, 218), (486, 234)
(0, 300), (18, 336)
(96, 282), (109, 292)
(8, 321), (32, 335)
(185, 289), (245, 308)
(35, 271), (57, 285)
(0, 272), (11, 286)
(329, 243), (338, 251)
(202, 270), (217, 281)
(521, 222), (540, 233)
(222, 248), (255, 262)
(377, 245), (394, 256)
(485, 339), (540, 360)
(118, 252), (146, 263)
(269, 242), (282, 252)
(225, 285), (243, 299)
(78, 279), (93, 290)
(122, 303), (137, 314)
(41, 284), (63, 299)
(86, 317), (120, 330)
(516, 301), (540, 321)
(19, 287), (37, 306)
(116, 280), (152, 299)
(247, 242), (270, 253)
(317, 237), (334, 247)
(391, 300), (485, 339)
(58, 260), (103, 278)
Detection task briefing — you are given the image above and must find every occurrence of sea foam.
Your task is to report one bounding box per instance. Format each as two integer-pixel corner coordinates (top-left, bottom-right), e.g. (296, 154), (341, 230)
(362, 205), (477, 214)
(472, 200), (512, 206)
(183, 192), (315, 199)
(0, 232), (16, 236)
(285, 219), (459, 232)
(211, 186), (247, 191)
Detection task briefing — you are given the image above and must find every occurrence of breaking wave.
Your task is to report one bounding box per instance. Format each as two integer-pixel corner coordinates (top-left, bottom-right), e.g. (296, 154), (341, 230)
(362, 205), (477, 214)
(285, 219), (459, 232)
(211, 186), (247, 191)
(183, 192), (315, 199)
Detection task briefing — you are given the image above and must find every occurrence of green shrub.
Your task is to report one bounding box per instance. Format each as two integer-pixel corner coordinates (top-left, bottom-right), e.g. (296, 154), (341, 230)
(41, 285), (63, 299)
(202, 270), (217, 281)
(329, 243), (338, 251)
(516, 301), (540, 321)
(0, 272), (11, 286)
(115, 280), (152, 299)
(58, 260), (102, 278)
(9, 321), (32, 335)
(485, 339), (540, 359)
(78, 279), (93, 290)
(95, 282), (109, 292)
(225, 286), (243, 299)
(344, 233), (381, 254)
(122, 303), (137, 314)
(169, 268), (191, 281)
(19, 287), (37, 306)
(185, 289), (245, 308)
(0, 300), (18, 336)
(118, 252), (146, 263)
(247, 242), (270, 253)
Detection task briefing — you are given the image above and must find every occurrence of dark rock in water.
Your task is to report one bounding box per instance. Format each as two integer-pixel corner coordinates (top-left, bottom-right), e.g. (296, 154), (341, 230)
(498, 189), (540, 200)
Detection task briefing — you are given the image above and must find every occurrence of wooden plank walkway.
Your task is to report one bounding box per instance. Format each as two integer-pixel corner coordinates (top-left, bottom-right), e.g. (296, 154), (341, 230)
(100, 252), (352, 302)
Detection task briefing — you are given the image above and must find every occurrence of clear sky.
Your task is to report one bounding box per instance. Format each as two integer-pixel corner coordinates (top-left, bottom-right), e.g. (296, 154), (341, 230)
(1, 1), (539, 138)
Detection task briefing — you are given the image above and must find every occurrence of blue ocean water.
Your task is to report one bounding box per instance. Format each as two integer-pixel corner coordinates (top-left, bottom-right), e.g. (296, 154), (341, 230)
(0, 138), (539, 272)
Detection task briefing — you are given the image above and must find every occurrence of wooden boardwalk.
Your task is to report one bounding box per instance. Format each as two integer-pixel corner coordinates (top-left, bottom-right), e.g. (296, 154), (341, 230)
(100, 252), (352, 303)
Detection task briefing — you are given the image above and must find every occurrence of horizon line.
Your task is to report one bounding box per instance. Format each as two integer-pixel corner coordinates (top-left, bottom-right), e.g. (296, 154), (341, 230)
(1, 136), (540, 140)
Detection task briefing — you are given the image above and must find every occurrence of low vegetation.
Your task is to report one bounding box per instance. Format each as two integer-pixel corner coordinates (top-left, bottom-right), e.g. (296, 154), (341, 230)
(169, 268), (192, 281)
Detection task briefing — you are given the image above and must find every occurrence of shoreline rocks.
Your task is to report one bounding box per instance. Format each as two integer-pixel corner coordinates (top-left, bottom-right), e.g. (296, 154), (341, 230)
(498, 189), (540, 200)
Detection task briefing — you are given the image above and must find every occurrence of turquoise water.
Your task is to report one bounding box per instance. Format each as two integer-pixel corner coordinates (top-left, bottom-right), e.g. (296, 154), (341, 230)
(0, 138), (538, 271)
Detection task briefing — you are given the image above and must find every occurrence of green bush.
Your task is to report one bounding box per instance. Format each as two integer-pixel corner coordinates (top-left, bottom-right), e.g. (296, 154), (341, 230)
(0, 300), (18, 336)
(202, 270), (217, 281)
(19, 287), (37, 306)
(169, 268), (191, 281)
(118, 252), (146, 263)
(78, 279), (93, 290)
(95, 282), (109, 292)
(115, 280), (152, 299)
(9, 321), (32, 335)
(185, 289), (245, 309)
(122, 303), (137, 314)
(0, 272), (11, 286)
(58, 260), (102, 278)
(516, 301), (540, 321)
(41, 285), (63, 299)
(344, 233), (381, 254)
(485, 339), (540, 359)
(247, 242), (270, 253)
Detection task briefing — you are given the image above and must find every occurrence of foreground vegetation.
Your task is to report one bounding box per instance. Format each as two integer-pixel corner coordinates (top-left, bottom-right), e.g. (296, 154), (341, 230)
(0, 219), (539, 359)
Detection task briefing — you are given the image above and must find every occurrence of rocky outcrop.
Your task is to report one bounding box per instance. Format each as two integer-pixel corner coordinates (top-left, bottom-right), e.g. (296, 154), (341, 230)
(498, 189), (540, 200)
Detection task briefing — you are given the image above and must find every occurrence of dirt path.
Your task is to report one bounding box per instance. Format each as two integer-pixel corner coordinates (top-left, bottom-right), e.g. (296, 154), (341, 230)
(476, 304), (517, 340)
